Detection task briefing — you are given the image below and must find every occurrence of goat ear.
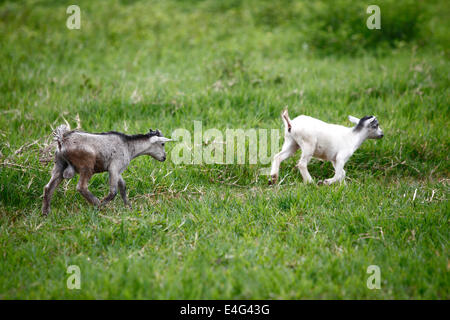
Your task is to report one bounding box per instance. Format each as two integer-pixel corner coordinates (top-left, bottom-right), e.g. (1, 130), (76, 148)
(348, 115), (360, 124)
(157, 137), (173, 142)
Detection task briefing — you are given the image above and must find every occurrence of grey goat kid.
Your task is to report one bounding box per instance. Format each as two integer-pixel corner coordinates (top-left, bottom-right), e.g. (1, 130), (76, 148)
(42, 125), (172, 215)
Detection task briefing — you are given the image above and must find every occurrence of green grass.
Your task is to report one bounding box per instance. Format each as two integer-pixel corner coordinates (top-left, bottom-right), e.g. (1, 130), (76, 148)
(0, 0), (448, 299)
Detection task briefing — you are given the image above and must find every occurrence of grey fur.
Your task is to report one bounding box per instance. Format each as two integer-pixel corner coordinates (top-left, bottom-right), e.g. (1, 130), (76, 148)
(42, 125), (171, 215)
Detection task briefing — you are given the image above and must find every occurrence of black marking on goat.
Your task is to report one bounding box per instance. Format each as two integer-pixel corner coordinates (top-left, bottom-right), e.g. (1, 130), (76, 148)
(99, 131), (162, 141)
(66, 129), (163, 141)
(353, 116), (374, 132)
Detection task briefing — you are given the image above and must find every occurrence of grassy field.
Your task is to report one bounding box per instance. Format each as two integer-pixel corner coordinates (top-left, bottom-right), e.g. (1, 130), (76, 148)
(0, 0), (449, 299)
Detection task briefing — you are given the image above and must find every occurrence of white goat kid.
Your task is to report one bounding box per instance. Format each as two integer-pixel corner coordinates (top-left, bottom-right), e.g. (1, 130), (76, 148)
(270, 110), (384, 185)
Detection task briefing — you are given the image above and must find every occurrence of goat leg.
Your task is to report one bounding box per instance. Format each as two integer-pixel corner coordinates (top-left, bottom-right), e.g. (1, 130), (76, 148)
(76, 170), (101, 207)
(118, 176), (132, 209)
(42, 161), (64, 215)
(100, 170), (119, 207)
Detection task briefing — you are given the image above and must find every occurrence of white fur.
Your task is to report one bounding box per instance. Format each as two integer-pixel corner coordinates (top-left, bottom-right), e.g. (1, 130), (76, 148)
(270, 110), (384, 185)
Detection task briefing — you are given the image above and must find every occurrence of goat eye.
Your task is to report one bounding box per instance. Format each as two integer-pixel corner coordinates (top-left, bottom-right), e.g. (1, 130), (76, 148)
(162, 143), (165, 147)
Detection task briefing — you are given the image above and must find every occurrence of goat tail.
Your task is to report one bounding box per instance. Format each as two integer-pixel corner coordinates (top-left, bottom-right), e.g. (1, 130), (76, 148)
(53, 124), (70, 151)
(281, 108), (292, 133)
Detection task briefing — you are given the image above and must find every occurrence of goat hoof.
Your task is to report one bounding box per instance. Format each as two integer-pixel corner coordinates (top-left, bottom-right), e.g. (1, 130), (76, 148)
(42, 206), (50, 216)
(269, 175), (278, 185)
(317, 180), (323, 185)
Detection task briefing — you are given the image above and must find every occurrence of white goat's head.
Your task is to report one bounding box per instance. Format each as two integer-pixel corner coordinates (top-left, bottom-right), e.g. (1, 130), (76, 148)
(349, 115), (384, 139)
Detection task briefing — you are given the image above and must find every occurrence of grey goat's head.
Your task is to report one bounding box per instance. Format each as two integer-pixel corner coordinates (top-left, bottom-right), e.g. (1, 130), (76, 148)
(145, 129), (173, 162)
